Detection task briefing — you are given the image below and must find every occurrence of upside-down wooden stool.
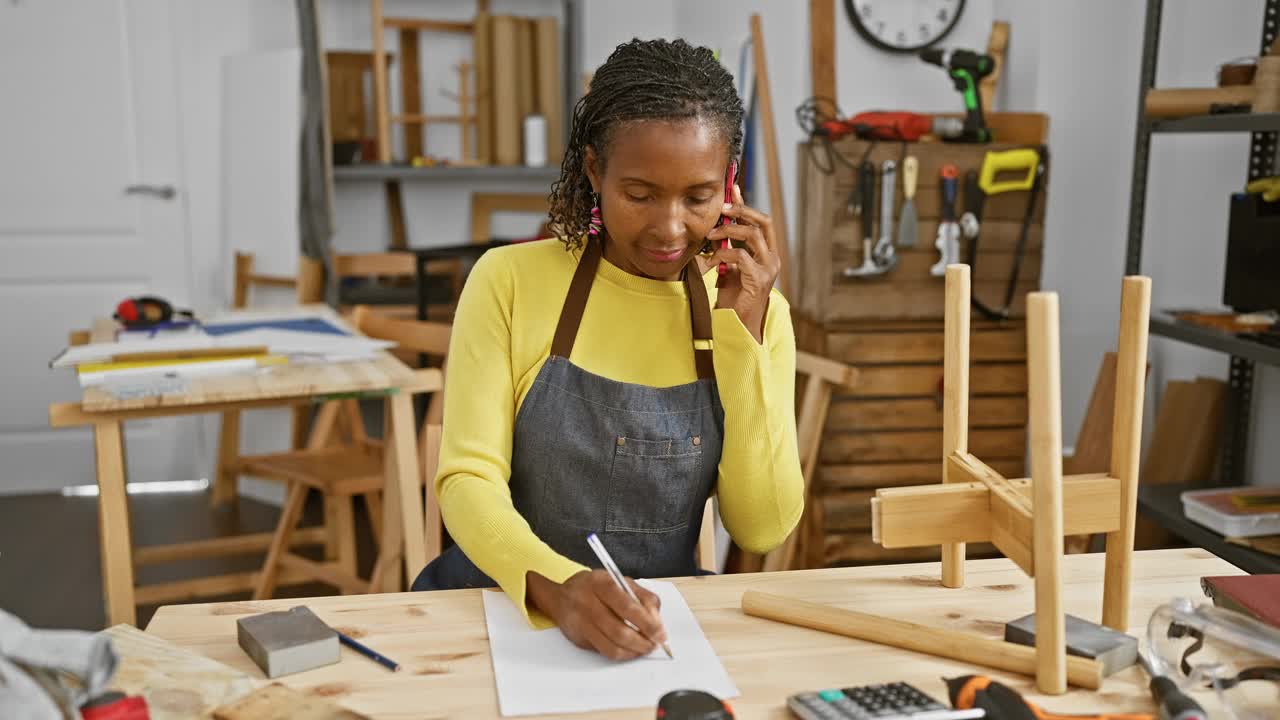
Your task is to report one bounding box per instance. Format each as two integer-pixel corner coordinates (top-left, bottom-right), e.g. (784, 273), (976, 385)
(870, 264), (1151, 694)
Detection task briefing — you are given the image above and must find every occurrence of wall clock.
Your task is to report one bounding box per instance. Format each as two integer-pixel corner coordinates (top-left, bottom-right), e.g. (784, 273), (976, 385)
(843, 0), (967, 54)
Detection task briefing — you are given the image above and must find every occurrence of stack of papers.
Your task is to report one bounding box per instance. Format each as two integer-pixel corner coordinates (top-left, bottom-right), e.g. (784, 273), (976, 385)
(51, 311), (397, 396)
(482, 580), (739, 716)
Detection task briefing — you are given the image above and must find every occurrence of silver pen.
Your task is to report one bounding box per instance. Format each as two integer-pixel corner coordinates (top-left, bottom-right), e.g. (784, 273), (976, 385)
(586, 533), (673, 659)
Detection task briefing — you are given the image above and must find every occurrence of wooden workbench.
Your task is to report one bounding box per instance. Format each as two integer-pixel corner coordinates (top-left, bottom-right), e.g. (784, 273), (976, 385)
(48, 308), (433, 627)
(145, 549), (1241, 719)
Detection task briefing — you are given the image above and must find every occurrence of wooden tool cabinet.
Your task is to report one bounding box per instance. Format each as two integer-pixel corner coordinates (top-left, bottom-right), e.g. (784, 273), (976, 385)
(792, 117), (1050, 568)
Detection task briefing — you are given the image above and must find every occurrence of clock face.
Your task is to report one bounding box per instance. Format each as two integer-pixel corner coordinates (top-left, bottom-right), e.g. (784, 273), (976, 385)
(843, 0), (967, 53)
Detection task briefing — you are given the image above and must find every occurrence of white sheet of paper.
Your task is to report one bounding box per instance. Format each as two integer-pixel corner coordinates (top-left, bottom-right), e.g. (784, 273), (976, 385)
(483, 580), (738, 717)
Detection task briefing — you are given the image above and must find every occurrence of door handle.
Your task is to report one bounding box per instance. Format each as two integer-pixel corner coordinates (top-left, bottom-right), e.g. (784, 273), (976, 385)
(124, 184), (176, 200)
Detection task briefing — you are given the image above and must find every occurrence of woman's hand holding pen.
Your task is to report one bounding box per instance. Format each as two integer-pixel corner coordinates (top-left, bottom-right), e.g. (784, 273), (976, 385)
(527, 569), (667, 661)
(706, 184), (781, 344)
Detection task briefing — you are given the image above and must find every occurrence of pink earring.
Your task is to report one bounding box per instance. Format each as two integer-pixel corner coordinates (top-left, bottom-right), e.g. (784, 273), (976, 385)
(588, 192), (603, 236)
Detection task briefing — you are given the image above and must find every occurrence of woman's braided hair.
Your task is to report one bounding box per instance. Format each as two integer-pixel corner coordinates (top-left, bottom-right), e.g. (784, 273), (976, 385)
(547, 38), (745, 250)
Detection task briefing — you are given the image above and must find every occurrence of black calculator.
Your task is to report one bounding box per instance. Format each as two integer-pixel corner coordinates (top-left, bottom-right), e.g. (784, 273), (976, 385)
(786, 682), (985, 720)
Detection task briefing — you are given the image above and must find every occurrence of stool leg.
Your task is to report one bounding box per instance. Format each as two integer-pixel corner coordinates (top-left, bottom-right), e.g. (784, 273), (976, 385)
(941, 265), (971, 588)
(1103, 277), (1151, 630)
(364, 492), (383, 549)
(255, 482), (308, 600)
(1028, 292), (1066, 695)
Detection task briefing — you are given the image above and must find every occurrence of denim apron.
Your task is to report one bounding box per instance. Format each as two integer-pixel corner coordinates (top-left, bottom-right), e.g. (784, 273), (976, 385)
(411, 238), (724, 591)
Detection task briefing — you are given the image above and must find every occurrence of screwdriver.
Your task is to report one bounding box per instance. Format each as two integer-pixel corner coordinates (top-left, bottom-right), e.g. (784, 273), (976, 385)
(1137, 651), (1208, 720)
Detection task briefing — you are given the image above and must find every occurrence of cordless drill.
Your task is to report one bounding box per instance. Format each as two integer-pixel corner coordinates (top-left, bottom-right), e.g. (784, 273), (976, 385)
(920, 48), (995, 143)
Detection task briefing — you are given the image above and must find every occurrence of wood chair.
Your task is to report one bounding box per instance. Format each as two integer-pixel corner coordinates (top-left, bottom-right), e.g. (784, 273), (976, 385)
(470, 192), (550, 244)
(711, 350), (860, 574)
(211, 253), (304, 507)
(250, 307), (451, 599)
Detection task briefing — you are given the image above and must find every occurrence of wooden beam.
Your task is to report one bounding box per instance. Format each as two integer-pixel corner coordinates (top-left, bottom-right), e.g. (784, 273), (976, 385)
(133, 565), (316, 606)
(48, 370), (442, 428)
(742, 591), (1103, 690)
(981, 21), (1010, 113)
(795, 350), (859, 388)
(383, 17), (473, 34)
(399, 28), (423, 160)
(941, 264), (971, 586)
(132, 527), (328, 566)
(370, 0), (392, 163)
(989, 485), (1034, 576)
(750, 15), (793, 300)
(1102, 276), (1151, 630)
(278, 553), (370, 595)
(809, 0), (835, 103)
(872, 473), (1123, 549)
(872, 483), (991, 548)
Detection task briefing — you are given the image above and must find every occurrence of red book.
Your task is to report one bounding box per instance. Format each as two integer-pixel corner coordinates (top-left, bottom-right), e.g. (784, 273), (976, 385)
(1201, 574), (1280, 629)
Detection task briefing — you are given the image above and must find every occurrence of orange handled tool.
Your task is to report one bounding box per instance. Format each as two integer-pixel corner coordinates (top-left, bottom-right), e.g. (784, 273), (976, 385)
(947, 675), (1154, 720)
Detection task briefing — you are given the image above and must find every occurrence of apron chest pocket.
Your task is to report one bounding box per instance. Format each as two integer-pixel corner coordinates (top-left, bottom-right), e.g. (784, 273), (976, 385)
(606, 436), (703, 533)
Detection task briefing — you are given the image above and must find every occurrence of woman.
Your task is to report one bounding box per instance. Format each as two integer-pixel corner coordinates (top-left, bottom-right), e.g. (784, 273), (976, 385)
(412, 38), (803, 660)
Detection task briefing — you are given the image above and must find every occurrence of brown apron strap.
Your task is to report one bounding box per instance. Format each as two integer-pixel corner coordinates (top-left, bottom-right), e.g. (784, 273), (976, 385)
(550, 238), (603, 359)
(684, 266), (716, 381)
(551, 237), (715, 381)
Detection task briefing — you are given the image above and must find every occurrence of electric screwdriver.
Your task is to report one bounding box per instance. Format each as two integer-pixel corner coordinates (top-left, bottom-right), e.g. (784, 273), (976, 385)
(920, 48), (996, 143)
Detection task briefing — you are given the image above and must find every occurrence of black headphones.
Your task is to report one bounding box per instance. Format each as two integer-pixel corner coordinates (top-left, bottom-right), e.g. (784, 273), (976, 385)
(113, 296), (195, 329)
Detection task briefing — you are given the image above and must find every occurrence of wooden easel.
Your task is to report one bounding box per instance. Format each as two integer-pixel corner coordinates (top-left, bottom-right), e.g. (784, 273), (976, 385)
(869, 264), (1151, 694)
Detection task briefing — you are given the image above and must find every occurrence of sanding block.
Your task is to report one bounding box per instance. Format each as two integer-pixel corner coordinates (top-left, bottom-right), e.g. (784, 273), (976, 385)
(237, 606), (339, 679)
(1004, 613), (1138, 677)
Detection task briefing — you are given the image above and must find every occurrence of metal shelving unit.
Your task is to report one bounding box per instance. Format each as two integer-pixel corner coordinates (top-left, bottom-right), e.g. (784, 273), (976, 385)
(1125, 0), (1280, 490)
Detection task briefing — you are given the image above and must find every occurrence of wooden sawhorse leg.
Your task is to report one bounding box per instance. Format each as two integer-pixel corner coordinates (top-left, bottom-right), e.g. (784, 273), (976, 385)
(94, 420), (136, 626)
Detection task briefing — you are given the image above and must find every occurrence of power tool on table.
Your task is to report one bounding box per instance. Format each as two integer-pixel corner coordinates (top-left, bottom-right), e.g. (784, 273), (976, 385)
(815, 111), (964, 142)
(920, 48), (996, 143)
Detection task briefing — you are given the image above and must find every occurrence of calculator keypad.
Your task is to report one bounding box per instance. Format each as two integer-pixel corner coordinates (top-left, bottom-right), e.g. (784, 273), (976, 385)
(786, 682), (981, 720)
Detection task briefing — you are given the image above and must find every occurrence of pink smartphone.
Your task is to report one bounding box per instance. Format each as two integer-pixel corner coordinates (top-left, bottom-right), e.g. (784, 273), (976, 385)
(716, 160), (738, 283)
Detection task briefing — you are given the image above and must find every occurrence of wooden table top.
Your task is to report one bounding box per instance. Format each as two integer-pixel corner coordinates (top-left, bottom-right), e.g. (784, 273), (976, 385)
(64, 307), (419, 415)
(145, 549), (1242, 719)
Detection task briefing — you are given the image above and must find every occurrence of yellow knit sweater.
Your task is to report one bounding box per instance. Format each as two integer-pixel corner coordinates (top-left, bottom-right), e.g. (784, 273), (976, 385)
(434, 239), (804, 626)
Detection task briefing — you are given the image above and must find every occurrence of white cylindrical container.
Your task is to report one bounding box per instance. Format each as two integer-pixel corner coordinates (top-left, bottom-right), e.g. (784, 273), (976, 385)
(523, 115), (547, 167)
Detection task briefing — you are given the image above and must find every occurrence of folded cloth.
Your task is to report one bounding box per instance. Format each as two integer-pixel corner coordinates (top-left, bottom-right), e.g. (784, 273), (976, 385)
(0, 608), (118, 719)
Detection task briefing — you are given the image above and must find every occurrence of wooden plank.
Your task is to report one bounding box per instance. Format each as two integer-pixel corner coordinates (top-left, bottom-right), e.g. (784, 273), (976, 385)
(829, 188), (1045, 223)
(134, 565), (318, 606)
(332, 252), (417, 277)
(473, 13), (493, 165)
(982, 21), (1011, 113)
(277, 554), (368, 596)
(104, 624), (258, 719)
(827, 327), (1026, 365)
(820, 427), (1027, 464)
(95, 421), (136, 626)
(828, 396), (1027, 432)
(824, 277), (1040, 321)
(370, 0), (391, 163)
(831, 246), (1041, 286)
(825, 534), (998, 565)
(835, 363), (1027, 398)
(798, 145), (835, 319)
(514, 18), (536, 143)
(384, 181), (407, 251)
(489, 16), (521, 165)
(818, 458), (1025, 490)
(387, 392), (426, 588)
(253, 482), (309, 600)
(828, 219), (1044, 254)
(383, 17), (472, 33)
(808, 0), (835, 103)
(400, 29), (422, 160)
(533, 17), (564, 163)
(796, 350), (858, 388)
(133, 528), (327, 565)
(751, 14), (792, 299)
(823, 489), (877, 531)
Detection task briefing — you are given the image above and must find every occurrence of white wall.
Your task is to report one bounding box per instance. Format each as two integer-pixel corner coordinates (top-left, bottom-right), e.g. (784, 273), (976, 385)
(166, 0), (1276, 488)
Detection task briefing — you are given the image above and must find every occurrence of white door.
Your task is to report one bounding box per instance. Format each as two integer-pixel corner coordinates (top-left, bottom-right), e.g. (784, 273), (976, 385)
(0, 0), (199, 494)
